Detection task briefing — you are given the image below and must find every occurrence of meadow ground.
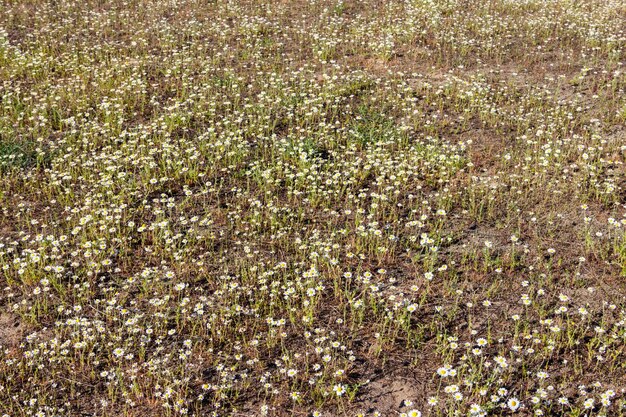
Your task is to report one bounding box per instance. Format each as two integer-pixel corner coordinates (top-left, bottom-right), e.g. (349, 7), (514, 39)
(1, 0), (626, 416)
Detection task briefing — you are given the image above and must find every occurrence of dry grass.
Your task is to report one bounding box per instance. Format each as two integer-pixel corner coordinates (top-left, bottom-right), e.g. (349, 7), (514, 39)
(1, 0), (626, 416)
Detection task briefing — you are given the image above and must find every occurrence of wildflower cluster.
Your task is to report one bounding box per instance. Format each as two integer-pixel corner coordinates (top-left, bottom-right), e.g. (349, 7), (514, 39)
(1, 0), (625, 416)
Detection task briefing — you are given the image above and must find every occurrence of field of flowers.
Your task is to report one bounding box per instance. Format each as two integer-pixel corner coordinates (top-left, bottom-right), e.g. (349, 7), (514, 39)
(1, 0), (626, 416)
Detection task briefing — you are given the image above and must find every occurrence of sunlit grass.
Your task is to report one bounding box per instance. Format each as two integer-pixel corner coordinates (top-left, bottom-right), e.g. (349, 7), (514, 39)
(0, 0), (625, 416)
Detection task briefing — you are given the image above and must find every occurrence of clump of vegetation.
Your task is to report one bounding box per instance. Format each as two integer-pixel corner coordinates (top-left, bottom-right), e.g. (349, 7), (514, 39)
(0, 0), (625, 416)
